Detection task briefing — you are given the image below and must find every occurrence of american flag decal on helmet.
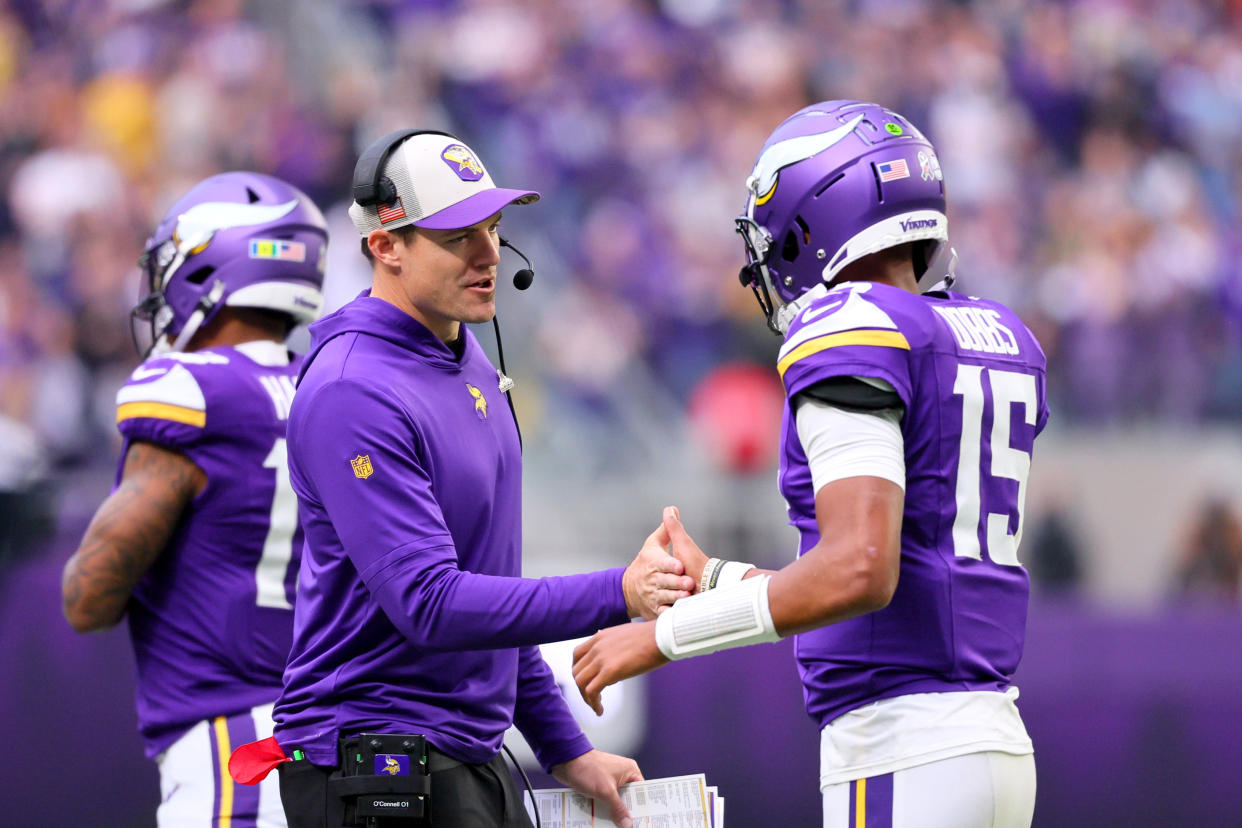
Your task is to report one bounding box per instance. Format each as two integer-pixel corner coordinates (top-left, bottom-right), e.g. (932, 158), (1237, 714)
(377, 197), (407, 224)
(876, 159), (910, 182)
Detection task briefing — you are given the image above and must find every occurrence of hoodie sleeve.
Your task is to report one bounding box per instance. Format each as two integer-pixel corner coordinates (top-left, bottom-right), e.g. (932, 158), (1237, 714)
(290, 377), (629, 650)
(513, 645), (593, 772)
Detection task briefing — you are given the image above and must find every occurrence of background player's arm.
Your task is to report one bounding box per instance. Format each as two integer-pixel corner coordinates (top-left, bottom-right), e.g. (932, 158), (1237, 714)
(62, 440), (207, 632)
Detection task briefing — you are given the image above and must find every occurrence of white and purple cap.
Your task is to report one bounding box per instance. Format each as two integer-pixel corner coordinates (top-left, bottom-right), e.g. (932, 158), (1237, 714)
(348, 132), (539, 234)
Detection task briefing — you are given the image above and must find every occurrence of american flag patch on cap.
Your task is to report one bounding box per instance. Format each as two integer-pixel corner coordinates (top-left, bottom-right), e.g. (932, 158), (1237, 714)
(876, 159), (910, 182)
(377, 197), (407, 224)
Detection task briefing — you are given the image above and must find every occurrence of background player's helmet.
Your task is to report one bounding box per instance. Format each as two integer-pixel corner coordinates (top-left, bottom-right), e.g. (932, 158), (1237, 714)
(131, 171), (328, 356)
(736, 100), (955, 333)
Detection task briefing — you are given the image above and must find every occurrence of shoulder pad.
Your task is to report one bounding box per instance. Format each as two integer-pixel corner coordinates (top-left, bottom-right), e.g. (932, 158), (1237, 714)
(778, 283), (910, 379)
(116, 362), (206, 428)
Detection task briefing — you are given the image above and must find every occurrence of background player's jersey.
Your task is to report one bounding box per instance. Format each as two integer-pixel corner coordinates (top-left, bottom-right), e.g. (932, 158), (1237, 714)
(115, 340), (302, 758)
(778, 282), (1049, 730)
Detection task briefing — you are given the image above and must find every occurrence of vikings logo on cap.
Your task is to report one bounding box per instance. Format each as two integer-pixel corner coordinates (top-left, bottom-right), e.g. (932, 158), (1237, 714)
(441, 144), (485, 182)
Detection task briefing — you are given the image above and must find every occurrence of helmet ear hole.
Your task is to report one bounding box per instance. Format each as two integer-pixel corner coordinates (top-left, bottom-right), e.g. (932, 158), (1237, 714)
(185, 266), (215, 285)
(246, 187), (260, 203)
(781, 230), (800, 262)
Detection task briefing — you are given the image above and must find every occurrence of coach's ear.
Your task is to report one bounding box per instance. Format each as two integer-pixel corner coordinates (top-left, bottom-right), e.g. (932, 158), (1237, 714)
(367, 229), (404, 268)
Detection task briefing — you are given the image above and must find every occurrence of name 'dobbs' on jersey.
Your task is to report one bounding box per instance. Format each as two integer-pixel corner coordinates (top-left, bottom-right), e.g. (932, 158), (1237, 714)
(932, 305), (1020, 356)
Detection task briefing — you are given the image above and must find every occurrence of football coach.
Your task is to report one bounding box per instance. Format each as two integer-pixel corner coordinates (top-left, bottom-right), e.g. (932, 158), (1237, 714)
(263, 129), (691, 828)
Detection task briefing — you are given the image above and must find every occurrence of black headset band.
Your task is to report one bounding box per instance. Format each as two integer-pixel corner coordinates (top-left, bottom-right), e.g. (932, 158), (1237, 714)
(351, 128), (460, 206)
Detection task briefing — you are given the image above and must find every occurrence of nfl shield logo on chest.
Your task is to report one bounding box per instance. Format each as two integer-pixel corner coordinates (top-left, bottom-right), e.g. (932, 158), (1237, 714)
(350, 454), (374, 479)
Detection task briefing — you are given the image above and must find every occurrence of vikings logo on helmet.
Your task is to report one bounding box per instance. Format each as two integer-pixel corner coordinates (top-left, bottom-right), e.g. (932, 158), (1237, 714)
(131, 173), (328, 358)
(441, 144), (485, 182)
(736, 101), (955, 335)
(466, 383), (488, 420)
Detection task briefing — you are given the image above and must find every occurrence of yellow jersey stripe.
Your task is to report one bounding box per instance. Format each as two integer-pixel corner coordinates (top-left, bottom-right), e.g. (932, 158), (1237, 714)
(856, 776), (866, 828)
(116, 401), (206, 428)
(213, 716), (233, 828)
(777, 330), (910, 379)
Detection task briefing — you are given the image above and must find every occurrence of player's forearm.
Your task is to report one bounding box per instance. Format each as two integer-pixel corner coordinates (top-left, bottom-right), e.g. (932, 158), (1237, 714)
(767, 538), (897, 637)
(372, 561), (629, 651)
(62, 495), (169, 632)
(63, 443), (200, 632)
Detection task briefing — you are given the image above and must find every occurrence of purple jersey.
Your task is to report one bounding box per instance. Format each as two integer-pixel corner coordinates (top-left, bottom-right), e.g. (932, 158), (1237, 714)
(115, 341), (303, 757)
(275, 295), (628, 771)
(777, 282), (1049, 730)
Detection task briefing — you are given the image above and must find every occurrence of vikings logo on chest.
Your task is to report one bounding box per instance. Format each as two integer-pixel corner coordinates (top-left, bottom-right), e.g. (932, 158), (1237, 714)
(466, 383), (488, 420)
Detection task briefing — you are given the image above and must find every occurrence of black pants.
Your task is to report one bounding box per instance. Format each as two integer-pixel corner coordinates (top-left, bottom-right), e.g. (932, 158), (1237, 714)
(279, 750), (534, 828)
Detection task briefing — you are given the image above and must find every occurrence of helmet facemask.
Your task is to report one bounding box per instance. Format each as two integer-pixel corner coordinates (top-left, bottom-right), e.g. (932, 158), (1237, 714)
(734, 214), (785, 335)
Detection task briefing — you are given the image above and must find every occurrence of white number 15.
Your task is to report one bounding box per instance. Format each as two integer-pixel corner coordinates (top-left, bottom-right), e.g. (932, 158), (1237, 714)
(950, 365), (1036, 566)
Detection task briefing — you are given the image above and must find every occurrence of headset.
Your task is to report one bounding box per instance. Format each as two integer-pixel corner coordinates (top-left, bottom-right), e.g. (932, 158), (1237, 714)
(353, 128), (537, 442)
(353, 128), (537, 294)
(353, 128), (456, 207)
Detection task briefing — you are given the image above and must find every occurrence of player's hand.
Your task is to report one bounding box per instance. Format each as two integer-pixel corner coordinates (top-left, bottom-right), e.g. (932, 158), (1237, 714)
(622, 522), (693, 619)
(572, 621), (668, 716)
(551, 748), (643, 828)
(662, 506), (710, 590)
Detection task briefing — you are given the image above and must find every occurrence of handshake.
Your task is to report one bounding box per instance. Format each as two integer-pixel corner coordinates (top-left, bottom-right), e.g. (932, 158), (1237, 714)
(619, 506), (707, 621)
(576, 507), (716, 715)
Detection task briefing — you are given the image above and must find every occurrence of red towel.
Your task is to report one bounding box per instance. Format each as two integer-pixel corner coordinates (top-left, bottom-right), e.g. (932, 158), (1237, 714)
(228, 735), (291, 785)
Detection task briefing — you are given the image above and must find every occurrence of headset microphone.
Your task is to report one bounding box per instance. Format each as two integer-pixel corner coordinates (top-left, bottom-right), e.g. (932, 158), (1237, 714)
(498, 236), (535, 290)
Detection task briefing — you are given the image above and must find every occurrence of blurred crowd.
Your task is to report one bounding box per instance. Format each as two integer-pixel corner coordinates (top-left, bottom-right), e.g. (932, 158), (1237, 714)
(3, 0), (1242, 578)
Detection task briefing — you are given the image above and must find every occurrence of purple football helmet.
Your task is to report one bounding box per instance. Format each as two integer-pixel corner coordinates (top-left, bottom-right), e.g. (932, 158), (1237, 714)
(736, 100), (956, 333)
(132, 172), (328, 356)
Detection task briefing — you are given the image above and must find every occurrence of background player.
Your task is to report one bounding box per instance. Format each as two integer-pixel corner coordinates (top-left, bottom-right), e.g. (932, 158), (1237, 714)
(61, 172), (328, 827)
(572, 100), (1048, 828)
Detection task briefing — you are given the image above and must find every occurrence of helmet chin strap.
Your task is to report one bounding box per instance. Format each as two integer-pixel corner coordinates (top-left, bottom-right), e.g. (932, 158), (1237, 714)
(920, 243), (958, 293)
(774, 284), (828, 334)
(168, 280), (227, 353)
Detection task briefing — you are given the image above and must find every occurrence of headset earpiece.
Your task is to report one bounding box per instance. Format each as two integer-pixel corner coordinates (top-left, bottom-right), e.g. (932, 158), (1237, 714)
(352, 128), (458, 207)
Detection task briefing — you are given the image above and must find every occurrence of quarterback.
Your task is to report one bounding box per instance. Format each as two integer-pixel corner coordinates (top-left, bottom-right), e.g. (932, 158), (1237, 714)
(573, 100), (1048, 828)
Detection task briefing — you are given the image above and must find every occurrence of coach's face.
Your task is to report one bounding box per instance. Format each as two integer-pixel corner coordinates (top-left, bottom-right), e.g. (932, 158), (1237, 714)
(371, 211), (502, 342)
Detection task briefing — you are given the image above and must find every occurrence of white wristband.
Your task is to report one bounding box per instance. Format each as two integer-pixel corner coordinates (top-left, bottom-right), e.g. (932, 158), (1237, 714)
(655, 574), (779, 660)
(713, 560), (756, 589)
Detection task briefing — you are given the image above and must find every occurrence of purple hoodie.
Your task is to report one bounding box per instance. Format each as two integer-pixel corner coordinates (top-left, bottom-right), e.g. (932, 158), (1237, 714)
(273, 293), (627, 769)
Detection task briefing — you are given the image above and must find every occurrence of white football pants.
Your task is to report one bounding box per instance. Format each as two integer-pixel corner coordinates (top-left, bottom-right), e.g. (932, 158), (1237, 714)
(155, 702), (287, 828)
(822, 751), (1035, 828)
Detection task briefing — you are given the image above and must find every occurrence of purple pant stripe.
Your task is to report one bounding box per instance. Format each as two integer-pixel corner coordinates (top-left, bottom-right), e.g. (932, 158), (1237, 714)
(848, 778), (858, 824)
(225, 709), (261, 828)
(866, 773), (894, 828)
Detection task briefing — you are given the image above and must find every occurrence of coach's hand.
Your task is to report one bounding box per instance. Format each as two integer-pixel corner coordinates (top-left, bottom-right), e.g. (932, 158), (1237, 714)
(662, 506), (710, 589)
(552, 749), (643, 828)
(622, 523), (693, 619)
(572, 621), (668, 716)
